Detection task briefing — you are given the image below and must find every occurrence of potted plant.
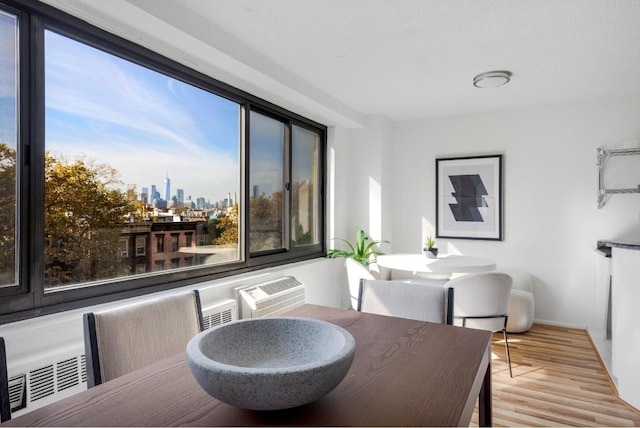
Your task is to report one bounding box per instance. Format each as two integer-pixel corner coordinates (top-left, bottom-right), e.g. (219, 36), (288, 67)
(423, 236), (438, 258)
(327, 226), (388, 266)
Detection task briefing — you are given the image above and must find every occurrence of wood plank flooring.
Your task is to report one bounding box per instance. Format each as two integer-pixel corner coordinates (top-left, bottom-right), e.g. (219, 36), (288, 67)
(470, 323), (640, 427)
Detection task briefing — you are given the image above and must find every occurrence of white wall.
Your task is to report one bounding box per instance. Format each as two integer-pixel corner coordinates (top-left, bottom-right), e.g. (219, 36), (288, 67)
(383, 95), (640, 328)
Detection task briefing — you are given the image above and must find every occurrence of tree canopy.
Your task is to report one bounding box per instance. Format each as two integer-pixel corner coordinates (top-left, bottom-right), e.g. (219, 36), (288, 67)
(44, 153), (134, 286)
(213, 204), (238, 245)
(0, 143), (16, 286)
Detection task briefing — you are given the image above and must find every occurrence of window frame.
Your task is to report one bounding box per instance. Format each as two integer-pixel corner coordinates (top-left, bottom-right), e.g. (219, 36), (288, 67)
(0, 0), (326, 323)
(0, 2), (29, 300)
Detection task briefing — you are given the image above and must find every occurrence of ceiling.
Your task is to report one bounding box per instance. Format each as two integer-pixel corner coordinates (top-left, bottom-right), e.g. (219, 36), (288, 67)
(41, 0), (640, 127)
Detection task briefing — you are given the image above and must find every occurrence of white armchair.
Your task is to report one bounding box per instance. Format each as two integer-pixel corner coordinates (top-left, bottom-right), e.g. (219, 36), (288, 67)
(448, 272), (513, 377)
(496, 270), (535, 333)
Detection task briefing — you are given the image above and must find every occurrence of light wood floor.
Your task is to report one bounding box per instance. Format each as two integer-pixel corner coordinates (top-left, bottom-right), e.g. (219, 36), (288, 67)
(471, 323), (640, 427)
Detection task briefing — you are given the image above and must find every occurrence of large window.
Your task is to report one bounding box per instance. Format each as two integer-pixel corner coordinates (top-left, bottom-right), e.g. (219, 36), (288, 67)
(0, 0), (325, 320)
(0, 10), (18, 290)
(43, 30), (241, 289)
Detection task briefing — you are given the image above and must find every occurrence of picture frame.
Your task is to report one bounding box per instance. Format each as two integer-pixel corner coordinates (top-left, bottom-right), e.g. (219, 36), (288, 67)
(436, 154), (503, 241)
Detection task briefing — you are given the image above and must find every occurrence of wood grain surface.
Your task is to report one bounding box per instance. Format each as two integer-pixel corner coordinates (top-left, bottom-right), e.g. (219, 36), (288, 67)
(470, 323), (640, 427)
(3, 304), (491, 427)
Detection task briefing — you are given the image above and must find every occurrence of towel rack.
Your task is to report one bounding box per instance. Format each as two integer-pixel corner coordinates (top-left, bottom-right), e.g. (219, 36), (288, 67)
(597, 147), (640, 208)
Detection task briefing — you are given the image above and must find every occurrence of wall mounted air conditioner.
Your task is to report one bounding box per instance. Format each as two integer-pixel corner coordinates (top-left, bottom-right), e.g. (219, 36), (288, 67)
(237, 276), (305, 318)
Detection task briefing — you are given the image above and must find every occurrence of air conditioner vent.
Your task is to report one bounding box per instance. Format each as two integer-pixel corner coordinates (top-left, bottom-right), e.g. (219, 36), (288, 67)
(56, 357), (79, 392)
(8, 373), (26, 412)
(80, 354), (87, 384)
(29, 365), (55, 401)
(201, 298), (237, 330)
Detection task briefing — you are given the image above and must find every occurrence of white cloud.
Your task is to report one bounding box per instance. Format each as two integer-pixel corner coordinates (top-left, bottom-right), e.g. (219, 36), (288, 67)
(44, 31), (241, 202)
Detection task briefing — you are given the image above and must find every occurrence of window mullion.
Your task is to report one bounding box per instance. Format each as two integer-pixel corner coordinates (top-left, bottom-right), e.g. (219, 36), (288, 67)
(283, 123), (292, 250)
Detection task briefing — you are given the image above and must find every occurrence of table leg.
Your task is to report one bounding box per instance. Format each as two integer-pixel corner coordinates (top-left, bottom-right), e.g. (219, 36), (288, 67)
(478, 358), (492, 427)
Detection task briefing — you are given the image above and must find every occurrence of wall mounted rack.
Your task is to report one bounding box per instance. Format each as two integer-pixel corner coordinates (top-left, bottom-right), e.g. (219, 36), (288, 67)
(597, 147), (640, 208)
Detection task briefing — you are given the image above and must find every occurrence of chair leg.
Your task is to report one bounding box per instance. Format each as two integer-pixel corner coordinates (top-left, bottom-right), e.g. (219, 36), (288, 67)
(503, 329), (513, 378)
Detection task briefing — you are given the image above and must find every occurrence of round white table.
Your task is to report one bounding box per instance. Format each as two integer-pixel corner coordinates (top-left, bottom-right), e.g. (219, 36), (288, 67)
(375, 253), (496, 280)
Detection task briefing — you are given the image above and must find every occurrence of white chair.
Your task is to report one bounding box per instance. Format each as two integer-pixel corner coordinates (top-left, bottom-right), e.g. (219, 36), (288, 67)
(496, 269), (535, 333)
(0, 337), (10, 422)
(358, 279), (454, 324)
(83, 290), (203, 387)
(345, 258), (375, 310)
(448, 272), (513, 377)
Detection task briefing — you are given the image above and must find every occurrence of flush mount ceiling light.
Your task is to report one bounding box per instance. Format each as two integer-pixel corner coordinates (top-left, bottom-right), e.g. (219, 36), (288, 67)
(473, 70), (512, 88)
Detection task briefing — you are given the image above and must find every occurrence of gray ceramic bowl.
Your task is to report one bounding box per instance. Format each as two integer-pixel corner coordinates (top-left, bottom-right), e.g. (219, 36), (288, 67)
(186, 317), (356, 410)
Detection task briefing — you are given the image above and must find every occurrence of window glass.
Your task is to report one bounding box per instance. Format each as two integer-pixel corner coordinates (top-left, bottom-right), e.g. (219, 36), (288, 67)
(43, 30), (241, 289)
(249, 111), (284, 252)
(135, 236), (146, 256)
(291, 125), (320, 247)
(155, 234), (164, 253)
(0, 11), (18, 288)
(118, 238), (128, 257)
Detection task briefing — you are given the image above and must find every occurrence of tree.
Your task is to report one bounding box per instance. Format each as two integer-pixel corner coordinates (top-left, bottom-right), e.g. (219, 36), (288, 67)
(249, 191), (282, 251)
(45, 153), (134, 286)
(0, 144), (16, 286)
(213, 204), (238, 245)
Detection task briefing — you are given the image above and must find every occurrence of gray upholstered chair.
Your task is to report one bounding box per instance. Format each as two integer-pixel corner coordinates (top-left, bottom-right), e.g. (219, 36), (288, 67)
(357, 279), (454, 325)
(0, 337), (10, 422)
(448, 272), (513, 377)
(83, 290), (204, 387)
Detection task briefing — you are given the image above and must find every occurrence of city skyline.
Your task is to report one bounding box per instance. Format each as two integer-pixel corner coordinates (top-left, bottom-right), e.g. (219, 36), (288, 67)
(44, 29), (241, 203)
(132, 173), (235, 208)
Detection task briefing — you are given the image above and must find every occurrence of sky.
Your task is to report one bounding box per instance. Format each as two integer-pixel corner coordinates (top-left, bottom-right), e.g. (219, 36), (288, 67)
(0, 11), (17, 147)
(44, 30), (240, 204)
(3, 25), (316, 204)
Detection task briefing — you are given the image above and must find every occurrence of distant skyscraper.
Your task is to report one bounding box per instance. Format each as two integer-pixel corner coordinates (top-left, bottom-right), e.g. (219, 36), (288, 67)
(177, 188), (184, 205)
(141, 187), (149, 202)
(150, 184), (157, 204)
(164, 176), (171, 202)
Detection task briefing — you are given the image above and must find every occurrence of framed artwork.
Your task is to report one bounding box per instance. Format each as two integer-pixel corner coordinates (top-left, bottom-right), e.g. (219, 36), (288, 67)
(436, 154), (503, 241)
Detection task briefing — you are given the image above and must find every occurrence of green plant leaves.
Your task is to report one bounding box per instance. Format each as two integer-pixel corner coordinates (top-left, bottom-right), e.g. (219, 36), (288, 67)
(327, 226), (388, 266)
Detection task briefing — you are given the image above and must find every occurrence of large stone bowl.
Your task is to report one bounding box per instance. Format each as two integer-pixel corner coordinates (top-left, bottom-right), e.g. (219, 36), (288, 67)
(186, 317), (356, 411)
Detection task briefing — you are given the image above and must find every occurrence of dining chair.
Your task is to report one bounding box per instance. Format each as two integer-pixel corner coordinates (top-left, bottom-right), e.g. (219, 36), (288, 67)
(345, 258), (376, 310)
(83, 290), (204, 387)
(358, 279), (454, 324)
(448, 272), (513, 377)
(0, 337), (10, 422)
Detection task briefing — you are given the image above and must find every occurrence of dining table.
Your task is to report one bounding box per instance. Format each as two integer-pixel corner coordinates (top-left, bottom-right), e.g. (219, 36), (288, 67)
(376, 253), (497, 280)
(3, 304), (493, 427)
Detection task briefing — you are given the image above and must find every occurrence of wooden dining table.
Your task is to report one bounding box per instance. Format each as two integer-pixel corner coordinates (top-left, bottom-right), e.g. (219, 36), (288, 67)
(3, 304), (493, 427)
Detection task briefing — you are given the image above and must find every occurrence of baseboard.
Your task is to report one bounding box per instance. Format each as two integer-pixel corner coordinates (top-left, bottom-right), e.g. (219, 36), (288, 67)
(532, 318), (587, 330)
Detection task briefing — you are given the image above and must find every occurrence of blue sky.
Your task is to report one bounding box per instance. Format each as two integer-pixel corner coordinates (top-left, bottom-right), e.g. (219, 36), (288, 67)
(44, 30), (240, 203)
(0, 11), (17, 147)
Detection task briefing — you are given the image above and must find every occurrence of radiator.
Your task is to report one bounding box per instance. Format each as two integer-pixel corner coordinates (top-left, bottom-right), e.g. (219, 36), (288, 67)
(237, 276), (305, 318)
(3, 296), (236, 417)
(201, 298), (237, 330)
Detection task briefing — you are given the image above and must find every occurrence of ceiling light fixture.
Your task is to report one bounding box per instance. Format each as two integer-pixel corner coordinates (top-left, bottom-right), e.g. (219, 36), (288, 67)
(473, 70), (512, 88)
